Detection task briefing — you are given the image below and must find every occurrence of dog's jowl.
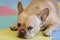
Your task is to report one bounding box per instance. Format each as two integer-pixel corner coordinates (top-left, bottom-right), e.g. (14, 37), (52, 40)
(10, 0), (60, 39)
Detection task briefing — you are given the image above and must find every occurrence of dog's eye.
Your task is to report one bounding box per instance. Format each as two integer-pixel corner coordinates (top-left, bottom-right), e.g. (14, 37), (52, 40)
(17, 23), (21, 27)
(28, 26), (33, 30)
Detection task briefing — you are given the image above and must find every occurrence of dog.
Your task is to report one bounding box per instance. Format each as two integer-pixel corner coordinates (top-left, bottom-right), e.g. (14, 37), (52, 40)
(10, 0), (60, 39)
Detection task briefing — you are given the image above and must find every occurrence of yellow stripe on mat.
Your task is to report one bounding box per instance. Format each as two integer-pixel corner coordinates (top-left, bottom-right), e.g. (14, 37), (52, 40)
(0, 29), (51, 40)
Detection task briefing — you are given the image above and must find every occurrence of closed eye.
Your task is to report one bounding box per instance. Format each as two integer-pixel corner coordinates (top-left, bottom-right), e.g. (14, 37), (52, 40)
(17, 23), (21, 27)
(28, 26), (33, 30)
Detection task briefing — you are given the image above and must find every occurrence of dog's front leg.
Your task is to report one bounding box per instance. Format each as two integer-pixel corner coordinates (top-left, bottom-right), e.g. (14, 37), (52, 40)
(10, 24), (18, 31)
(43, 23), (59, 37)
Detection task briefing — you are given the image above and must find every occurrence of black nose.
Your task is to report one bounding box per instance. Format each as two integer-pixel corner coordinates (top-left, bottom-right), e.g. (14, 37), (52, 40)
(18, 29), (26, 38)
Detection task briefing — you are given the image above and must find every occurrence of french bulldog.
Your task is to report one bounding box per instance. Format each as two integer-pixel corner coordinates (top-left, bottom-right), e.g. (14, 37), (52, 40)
(10, 0), (60, 39)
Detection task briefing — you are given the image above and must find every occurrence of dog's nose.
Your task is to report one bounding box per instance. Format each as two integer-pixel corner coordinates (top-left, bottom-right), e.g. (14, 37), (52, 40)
(18, 29), (26, 38)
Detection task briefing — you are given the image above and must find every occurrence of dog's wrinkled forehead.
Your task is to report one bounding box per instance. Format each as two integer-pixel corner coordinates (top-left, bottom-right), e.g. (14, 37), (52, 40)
(18, 12), (28, 23)
(18, 12), (39, 23)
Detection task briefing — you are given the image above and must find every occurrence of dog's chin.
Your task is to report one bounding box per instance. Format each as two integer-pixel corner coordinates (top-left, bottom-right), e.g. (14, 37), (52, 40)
(24, 33), (35, 39)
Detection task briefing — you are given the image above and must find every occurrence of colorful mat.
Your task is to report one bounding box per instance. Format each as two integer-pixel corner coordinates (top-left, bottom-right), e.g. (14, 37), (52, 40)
(0, 29), (51, 40)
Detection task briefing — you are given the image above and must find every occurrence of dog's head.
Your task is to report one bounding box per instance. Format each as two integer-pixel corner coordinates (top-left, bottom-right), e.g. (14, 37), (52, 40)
(17, 2), (49, 38)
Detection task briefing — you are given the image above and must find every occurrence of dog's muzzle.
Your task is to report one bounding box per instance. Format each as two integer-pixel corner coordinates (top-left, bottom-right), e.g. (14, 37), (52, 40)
(18, 29), (26, 38)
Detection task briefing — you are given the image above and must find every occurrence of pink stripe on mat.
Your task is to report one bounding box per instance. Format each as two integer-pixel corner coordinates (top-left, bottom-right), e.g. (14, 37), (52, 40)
(0, 6), (17, 16)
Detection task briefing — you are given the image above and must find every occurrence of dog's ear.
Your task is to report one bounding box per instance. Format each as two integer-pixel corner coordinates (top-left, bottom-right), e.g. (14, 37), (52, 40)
(18, 2), (24, 15)
(39, 8), (49, 21)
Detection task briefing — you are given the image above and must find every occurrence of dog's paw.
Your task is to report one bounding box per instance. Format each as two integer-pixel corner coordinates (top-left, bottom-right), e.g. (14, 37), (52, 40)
(40, 26), (47, 31)
(10, 25), (18, 31)
(40, 27), (45, 31)
(43, 30), (51, 37)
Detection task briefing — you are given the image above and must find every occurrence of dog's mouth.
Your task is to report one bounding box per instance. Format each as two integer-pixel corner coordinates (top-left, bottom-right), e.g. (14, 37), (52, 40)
(18, 33), (26, 39)
(17, 29), (26, 38)
(17, 31), (35, 39)
(18, 33), (25, 37)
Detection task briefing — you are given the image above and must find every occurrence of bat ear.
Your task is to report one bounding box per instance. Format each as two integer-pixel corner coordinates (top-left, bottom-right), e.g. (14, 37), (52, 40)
(39, 8), (49, 21)
(18, 2), (24, 15)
